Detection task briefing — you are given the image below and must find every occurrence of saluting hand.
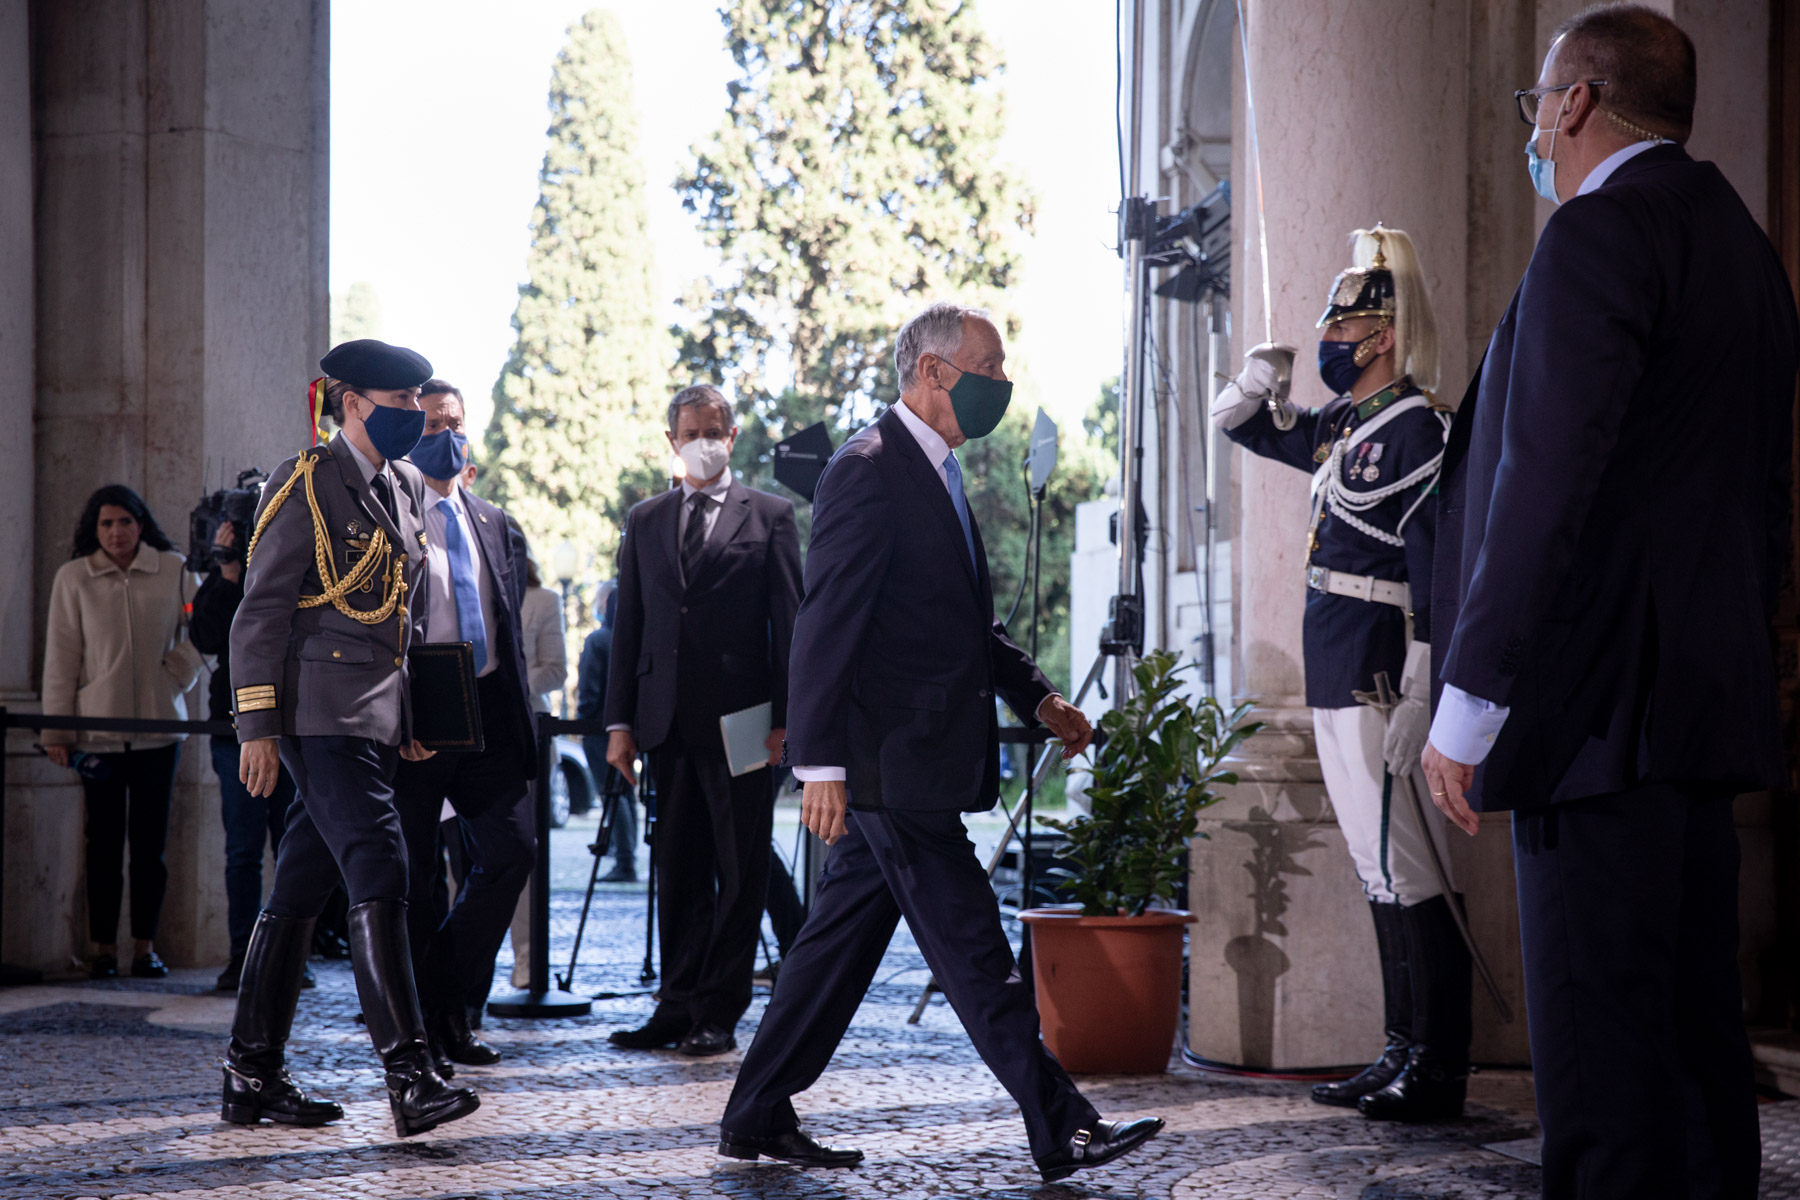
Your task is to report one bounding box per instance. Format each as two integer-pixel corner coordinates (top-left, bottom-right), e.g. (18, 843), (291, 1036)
(1037, 695), (1094, 760)
(801, 779), (849, 846)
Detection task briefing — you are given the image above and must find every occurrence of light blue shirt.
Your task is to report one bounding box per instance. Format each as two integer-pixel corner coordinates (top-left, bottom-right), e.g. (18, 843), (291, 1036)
(1428, 139), (1668, 765)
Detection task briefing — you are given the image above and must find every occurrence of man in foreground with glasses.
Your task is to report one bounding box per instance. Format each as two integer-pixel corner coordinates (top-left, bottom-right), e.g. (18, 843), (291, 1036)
(1424, 5), (1798, 1195)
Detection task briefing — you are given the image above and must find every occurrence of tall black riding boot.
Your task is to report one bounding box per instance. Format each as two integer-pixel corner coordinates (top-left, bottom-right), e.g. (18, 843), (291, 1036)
(1313, 900), (1412, 1107)
(221, 912), (344, 1127)
(1359, 893), (1473, 1121)
(347, 899), (480, 1137)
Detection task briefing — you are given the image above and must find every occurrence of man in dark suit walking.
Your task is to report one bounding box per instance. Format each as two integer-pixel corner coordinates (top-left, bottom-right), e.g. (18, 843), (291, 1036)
(1422, 7), (1799, 1196)
(717, 302), (1163, 1183)
(605, 385), (803, 1057)
(393, 380), (539, 1073)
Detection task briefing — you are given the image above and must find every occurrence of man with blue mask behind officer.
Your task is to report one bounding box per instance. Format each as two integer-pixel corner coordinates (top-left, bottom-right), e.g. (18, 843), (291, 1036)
(225, 340), (479, 1139)
(393, 379), (539, 1077)
(1422, 5), (1800, 1195)
(717, 302), (1163, 1184)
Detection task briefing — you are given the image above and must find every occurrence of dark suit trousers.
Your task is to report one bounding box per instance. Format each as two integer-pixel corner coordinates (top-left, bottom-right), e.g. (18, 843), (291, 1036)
(267, 736), (405, 914)
(1513, 785), (1757, 1199)
(652, 747), (773, 1029)
(721, 809), (1098, 1160)
(394, 675), (534, 1014)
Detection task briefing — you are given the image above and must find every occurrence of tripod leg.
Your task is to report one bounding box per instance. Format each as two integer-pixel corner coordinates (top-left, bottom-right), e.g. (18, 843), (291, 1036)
(559, 802), (615, 993)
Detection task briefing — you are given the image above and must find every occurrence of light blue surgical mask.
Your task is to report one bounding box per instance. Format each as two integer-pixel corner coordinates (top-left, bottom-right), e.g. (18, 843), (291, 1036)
(1524, 95), (1569, 205)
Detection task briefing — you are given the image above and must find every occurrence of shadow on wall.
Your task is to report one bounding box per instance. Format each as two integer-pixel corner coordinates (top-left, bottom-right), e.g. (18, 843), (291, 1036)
(1222, 805), (1328, 1067)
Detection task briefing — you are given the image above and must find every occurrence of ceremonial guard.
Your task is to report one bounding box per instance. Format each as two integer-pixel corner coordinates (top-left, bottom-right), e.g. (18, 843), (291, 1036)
(222, 340), (480, 1138)
(1210, 227), (1472, 1121)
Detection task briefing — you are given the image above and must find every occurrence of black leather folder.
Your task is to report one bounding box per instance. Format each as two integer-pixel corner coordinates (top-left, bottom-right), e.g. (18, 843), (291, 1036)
(408, 642), (485, 753)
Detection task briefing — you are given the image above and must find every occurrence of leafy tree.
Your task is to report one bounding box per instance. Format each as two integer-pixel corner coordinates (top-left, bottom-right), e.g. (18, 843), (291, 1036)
(484, 8), (669, 588)
(674, 0), (1034, 491)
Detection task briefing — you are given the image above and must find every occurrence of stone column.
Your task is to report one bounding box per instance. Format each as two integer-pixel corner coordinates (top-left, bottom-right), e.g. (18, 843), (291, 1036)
(21, 0), (328, 973)
(0, 0), (32, 702)
(1188, 0), (1478, 1069)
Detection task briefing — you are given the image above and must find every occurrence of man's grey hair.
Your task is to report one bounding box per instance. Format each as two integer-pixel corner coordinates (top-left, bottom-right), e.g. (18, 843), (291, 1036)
(667, 384), (734, 432)
(895, 301), (988, 392)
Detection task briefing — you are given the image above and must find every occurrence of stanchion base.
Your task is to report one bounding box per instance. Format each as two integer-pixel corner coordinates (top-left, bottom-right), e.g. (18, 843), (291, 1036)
(486, 988), (592, 1019)
(0, 963), (43, 987)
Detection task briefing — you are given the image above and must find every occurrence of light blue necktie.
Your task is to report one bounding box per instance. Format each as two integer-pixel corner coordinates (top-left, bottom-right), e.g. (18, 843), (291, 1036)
(942, 451), (976, 571)
(437, 496), (488, 673)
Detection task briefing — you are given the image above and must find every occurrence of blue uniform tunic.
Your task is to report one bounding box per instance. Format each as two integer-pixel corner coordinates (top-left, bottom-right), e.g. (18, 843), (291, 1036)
(1225, 381), (1448, 708)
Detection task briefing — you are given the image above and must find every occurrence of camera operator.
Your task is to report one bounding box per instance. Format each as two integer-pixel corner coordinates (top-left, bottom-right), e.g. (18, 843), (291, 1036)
(189, 520), (314, 994)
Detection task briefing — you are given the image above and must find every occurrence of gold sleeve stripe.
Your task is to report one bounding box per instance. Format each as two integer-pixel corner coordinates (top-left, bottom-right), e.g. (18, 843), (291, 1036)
(235, 685), (278, 713)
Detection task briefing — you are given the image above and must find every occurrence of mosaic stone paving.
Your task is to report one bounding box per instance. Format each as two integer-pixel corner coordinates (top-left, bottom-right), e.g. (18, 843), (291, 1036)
(3, 819), (1799, 1199)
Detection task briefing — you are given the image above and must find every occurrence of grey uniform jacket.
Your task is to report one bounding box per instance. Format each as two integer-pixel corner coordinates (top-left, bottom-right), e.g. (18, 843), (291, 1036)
(229, 433), (430, 746)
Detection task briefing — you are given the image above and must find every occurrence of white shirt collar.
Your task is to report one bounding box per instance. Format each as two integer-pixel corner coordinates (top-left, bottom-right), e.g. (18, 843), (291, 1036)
(680, 467), (733, 503)
(333, 430), (389, 487)
(1578, 139), (1666, 197)
(431, 484), (467, 516)
(892, 398), (952, 469)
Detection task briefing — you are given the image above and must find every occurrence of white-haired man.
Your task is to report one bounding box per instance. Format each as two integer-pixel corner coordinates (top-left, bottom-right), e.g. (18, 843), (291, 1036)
(716, 302), (1163, 1182)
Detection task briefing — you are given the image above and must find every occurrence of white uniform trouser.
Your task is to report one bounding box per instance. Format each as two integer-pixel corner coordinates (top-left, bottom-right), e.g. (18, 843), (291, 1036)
(1313, 705), (1455, 906)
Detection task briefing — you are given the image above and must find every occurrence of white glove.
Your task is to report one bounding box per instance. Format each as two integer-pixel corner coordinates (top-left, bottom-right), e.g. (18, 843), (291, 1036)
(1209, 380), (1263, 430)
(1210, 346), (1296, 431)
(1382, 640), (1432, 777)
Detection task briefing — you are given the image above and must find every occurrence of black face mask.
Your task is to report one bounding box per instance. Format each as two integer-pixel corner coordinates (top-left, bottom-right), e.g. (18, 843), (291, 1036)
(1317, 340), (1363, 396)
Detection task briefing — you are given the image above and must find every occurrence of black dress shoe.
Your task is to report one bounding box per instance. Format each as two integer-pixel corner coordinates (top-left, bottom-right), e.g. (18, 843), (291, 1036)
(678, 1024), (736, 1057)
(132, 952), (168, 978)
(598, 864), (638, 883)
(718, 1127), (864, 1167)
(301, 964), (316, 990)
(608, 1016), (690, 1050)
(432, 1007), (502, 1066)
(1035, 1117), (1166, 1183)
(90, 954), (118, 980)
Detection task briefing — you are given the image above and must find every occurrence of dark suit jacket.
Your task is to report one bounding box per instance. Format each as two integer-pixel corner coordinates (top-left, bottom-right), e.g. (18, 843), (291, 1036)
(1434, 145), (1799, 810)
(785, 405), (1055, 812)
(451, 487), (538, 782)
(603, 477), (803, 756)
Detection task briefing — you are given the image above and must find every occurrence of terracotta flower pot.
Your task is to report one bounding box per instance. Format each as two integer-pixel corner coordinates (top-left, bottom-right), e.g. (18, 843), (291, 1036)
(1019, 907), (1197, 1074)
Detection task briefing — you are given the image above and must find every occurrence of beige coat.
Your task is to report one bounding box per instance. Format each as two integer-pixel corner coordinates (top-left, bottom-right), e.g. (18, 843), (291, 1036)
(41, 547), (206, 752)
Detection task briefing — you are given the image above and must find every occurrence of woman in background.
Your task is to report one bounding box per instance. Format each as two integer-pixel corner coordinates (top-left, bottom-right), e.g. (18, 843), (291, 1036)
(42, 485), (204, 979)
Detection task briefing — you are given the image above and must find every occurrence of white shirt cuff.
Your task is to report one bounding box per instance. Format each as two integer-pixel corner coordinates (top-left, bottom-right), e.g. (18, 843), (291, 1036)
(605, 724), (630, 733)
(1427, 684), (1510, 765)
(1034, 693), (1063, 722)
(793, 765), (845, 782)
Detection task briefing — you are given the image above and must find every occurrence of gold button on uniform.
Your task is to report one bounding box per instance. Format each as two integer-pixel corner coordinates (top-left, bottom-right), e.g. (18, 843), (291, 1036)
(394, 657), (403, 666)
(332, 650), (342, 659)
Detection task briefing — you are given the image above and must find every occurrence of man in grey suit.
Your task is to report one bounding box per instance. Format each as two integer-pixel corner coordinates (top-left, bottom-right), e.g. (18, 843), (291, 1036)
(223, 339), (479, 1139)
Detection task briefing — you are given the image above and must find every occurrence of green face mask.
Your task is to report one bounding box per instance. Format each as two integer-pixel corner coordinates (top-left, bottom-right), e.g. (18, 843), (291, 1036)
(947, 365), (1014, 439)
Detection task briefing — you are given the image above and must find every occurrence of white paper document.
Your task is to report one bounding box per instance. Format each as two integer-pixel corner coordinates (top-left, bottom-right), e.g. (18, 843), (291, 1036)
(720, 701), (773, 777)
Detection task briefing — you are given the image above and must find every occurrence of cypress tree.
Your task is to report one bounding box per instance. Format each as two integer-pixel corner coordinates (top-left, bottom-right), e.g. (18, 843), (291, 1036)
(485, 8), (669, 583)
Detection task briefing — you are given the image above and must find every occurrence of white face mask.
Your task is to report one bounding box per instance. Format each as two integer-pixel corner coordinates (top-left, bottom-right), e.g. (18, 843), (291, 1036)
(678, 437), (730, 482)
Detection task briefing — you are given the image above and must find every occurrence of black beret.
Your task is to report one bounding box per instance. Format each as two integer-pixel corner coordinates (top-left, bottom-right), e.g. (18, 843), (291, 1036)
(319, 339), (433, 390)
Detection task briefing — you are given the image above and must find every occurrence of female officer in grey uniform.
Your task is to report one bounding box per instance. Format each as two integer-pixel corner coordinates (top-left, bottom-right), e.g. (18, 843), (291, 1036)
(223, 339), (479, 1138)
(1210, 227), (1471, 1122)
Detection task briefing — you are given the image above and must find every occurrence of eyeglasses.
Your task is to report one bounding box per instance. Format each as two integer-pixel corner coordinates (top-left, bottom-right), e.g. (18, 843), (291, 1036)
(1514, 80), (1608, 125)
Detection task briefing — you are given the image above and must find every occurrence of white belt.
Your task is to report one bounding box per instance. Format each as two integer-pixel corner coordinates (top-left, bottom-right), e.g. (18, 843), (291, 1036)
(1306, 565), (1410, 609)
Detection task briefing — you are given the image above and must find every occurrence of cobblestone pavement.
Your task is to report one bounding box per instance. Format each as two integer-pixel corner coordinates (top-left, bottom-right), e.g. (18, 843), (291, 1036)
(3, 818), (1799, 1199)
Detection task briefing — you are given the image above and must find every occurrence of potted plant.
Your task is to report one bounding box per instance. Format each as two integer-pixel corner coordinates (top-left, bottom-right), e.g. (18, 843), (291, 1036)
(1022, 649), (1260, 1073)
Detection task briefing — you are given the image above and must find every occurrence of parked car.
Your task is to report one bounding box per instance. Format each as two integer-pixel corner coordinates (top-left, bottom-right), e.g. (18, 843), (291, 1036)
(547, 734), (597, 829)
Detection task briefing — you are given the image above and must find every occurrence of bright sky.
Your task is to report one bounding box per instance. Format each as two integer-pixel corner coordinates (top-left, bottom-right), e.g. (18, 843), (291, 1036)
(330, 0), (1122, 445)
